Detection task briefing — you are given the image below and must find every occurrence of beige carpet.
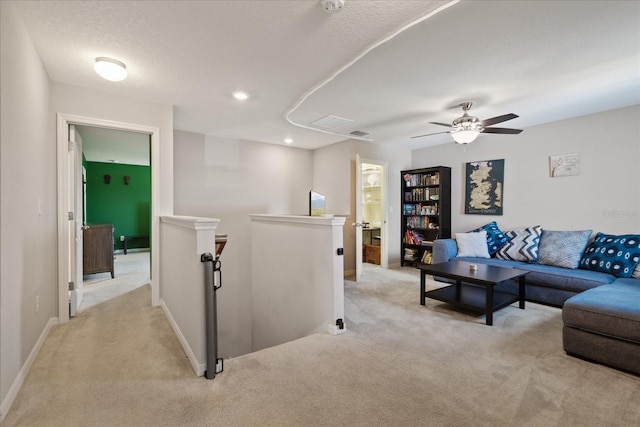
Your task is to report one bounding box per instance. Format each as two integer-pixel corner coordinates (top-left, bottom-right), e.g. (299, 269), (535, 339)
(79, 251), (151, 312)
(4, 264), (639, 426)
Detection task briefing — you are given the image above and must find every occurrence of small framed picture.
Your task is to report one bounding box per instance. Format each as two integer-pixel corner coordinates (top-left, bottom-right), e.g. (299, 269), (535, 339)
(549, 153), (580, 177)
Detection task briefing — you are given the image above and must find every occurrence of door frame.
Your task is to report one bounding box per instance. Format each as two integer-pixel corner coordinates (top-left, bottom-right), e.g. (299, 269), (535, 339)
(356, 156), (389, 277)
(56, 113), (160, 324)
(68, 124), (83, 317)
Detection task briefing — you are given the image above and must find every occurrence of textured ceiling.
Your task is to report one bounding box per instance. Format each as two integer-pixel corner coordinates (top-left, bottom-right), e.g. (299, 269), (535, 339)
(290, 0), (640, 149)
(77, 126), (150, 166)
(14, 0), (640, 157)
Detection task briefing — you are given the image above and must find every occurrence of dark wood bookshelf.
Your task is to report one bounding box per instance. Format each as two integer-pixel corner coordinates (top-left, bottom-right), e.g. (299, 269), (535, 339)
(401, 166), (451, 266)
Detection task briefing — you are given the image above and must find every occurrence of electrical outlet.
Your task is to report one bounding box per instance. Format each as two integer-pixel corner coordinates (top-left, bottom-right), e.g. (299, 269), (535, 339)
(35, 295), (40, 314)
(120, 235), (125, 242)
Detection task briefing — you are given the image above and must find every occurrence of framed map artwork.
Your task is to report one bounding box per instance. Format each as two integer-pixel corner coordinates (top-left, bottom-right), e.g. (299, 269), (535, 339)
(464, 159), (504, 215)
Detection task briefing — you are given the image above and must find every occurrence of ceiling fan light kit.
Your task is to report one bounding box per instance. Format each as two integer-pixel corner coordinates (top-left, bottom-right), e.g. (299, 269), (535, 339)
(412, 102), (523, 144)
(452, 129), (480, 144)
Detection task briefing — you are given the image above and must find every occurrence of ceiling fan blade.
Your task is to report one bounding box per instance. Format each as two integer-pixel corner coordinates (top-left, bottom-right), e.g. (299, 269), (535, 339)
(429, 121), (453, 128)
(482, 127), (523, 134)
(480, 113), (519, 127)
(411, 131), (451, 139)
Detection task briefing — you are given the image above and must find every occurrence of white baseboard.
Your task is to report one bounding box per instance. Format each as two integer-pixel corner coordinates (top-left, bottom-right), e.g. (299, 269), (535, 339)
(160, 300), (205, 377)
(328, 322), (347, 335)
(0, 317), (58, 423)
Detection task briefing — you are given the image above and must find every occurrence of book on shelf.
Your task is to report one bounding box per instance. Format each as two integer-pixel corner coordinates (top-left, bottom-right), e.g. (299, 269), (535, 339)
(402, 172), (440, 187)
(404, 172), (441, 187)
(403, 247), (418, 261)
(421, 251), (432, 264)
(403, 230), (425, 245)
(406, 216), (440, 229)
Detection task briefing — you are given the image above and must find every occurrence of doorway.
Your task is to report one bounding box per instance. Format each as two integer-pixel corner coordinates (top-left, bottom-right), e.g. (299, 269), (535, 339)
(361, 163), (383, 265)
(57, 113), (161, 324)
(77, 125), (152, 312)
(355, 156), (388, 281)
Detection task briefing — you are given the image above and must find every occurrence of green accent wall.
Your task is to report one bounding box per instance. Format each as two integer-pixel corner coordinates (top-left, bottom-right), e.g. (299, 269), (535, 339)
(85, 162), (151, 250)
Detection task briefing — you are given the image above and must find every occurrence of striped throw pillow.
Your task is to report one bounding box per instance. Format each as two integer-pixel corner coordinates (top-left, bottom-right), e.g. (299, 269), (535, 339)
(495, 226), (542, 262)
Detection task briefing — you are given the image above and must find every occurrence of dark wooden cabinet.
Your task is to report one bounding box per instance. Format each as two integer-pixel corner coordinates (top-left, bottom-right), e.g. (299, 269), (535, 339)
(83, 224), (114, 278)
(401, 166), (451, 266)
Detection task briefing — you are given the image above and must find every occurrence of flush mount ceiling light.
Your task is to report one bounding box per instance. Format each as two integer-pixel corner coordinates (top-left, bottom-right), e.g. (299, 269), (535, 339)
(94, 57), (127, 81)
(284, 138), (293, 144)
(232, 91), (249, 101)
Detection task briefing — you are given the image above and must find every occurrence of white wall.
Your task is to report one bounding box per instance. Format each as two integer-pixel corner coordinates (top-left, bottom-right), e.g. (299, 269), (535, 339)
(51, 83), (174, 217)
(313, 141), (351, 215)
(313, 140), (412, 271)
(250, 215), (345, 352)
(173, 130), (314, 357)
(0, 1), (57, 413)
(411, 105), (640, 234)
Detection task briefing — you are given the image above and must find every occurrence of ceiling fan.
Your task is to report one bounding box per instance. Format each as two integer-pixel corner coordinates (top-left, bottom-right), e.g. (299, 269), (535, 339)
(412, 102), (523, 144)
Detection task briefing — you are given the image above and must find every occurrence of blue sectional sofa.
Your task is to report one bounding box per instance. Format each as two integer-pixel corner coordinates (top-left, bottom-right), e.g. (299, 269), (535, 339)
(431, 231), (640, 375)
(432, 238), (623, 306)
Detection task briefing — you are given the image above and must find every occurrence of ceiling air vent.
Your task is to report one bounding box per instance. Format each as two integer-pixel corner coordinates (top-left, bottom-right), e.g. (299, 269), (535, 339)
(350, 130), (369, 137)
(309, 115), (354, 131)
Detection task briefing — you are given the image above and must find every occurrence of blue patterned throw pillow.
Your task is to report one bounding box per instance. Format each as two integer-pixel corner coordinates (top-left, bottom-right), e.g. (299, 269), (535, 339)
(495, 226), (542, 262)
(538, 229), (592, 269)
(471, 221), (509, 256)
(579, 233), (640, 278)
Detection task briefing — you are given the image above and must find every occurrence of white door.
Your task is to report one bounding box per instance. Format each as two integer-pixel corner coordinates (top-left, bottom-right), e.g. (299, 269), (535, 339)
(354, 154), (364, 281)
(68, 124), (83, 317)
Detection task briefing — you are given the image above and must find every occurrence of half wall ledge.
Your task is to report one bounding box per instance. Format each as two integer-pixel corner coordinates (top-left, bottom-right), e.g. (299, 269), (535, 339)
(250, 214), (347, 353)
(159, 215), (221, 376)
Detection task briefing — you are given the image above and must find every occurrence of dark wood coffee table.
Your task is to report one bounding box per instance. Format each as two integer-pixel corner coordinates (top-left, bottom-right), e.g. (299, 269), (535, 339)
(417, 260), (529, 326)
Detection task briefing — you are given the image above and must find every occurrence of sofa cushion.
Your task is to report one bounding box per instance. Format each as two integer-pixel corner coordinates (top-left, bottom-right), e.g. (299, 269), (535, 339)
(455, 231), (490, 258)
(470, 221), (509, 255)
(579, 233), (640, 278)
(538, 229), (592, 269)
(522, 263), (616, 293)
(455, 256), (616, 292)
(495, 226), (541, 262)
(563, 282), (640, 343)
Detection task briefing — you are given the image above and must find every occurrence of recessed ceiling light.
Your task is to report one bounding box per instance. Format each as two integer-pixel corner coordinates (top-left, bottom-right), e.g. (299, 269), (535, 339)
(232, 91), (249, 101)
(284, 138), (293, 144)
(94, 57), (127, 81)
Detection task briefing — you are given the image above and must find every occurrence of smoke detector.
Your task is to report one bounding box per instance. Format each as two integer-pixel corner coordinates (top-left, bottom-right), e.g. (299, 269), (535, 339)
(322, 0), (345, 14)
